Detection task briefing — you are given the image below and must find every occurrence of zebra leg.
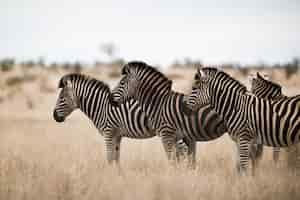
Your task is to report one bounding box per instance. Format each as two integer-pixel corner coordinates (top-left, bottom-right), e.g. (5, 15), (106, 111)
(237, 134), (252, 175)
(175, 138), (189, 163)
(235, 142), (240, 173)
(103, 128), (120, 167)
(273, 147), (280, 164)
(287, 143), (300, 175)
(175, 138), (196, 169)
(114, 136), (122, 165)
(186, 139), (197, 169)
(249, 141), (263, 176)
(296, 144), (300, 176)
(160, 127), (177, 165)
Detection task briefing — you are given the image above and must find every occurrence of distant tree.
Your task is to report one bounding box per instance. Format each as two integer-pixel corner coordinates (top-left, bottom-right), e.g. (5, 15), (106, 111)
(285, 57), (299, 79)
(50, 62), (59, 72)
(182, 58), (202, 68)
(171, 59), (182, 68)
(292, 57), (299, 70)
(221, 63), (234, 69)
(184, 57), (192, 67)
(111, 58), (125, 66)
(21, 60), (35, 68)
(62, 62), (71, 70)
(239, 67), (249, 76)
(37, 56), (45, 67)
(0, 58), (15, 72)
(74, 62), (82, 73)
(272, 63), (281, 69)
(193, 60), (202, 68)
(100, 42), (118, 62)
(50, 62), (58, 68)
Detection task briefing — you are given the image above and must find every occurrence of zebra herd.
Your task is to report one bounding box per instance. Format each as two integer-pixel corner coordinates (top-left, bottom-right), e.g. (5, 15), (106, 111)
(53, 61), (300, 175)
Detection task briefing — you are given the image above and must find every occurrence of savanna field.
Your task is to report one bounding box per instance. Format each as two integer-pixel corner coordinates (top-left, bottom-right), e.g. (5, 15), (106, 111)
(1, 65), (300, 200)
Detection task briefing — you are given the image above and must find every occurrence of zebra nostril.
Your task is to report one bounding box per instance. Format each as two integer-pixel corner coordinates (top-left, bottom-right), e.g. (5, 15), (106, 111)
(53, 110), (64, 122)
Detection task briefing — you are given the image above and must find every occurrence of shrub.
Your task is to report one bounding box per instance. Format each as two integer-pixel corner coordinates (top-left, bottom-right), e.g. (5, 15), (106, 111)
(284, 58), (299, 79)
(0, 58), (15, 72)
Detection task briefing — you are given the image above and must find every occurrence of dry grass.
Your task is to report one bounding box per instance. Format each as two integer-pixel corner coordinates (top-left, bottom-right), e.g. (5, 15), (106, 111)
(1, 116), (299, 200)
(1, 69), (300, 200)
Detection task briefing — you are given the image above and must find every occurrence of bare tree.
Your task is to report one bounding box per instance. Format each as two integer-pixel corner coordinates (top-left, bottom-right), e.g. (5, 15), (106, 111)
(100, 42), (118, 62)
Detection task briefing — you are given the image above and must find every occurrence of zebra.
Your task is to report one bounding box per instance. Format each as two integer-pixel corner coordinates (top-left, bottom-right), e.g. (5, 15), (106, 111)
(251, 72), (300, 170)
(53, 73), (188, 166)
(185, 67), (300, 174)
(111, 61), (235, 168)
(250, 72), (282, 100)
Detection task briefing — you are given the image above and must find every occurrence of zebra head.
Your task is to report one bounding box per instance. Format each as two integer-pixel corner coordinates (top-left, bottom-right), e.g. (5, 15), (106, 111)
(185, 67), (216, 111)
(112, 61), (144, 103)
(251, 72), (282, 99)
(53, 75), (79, 122)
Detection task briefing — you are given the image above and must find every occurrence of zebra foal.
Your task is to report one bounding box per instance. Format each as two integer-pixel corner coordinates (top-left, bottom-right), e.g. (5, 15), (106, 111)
(53, 73), (188, 166)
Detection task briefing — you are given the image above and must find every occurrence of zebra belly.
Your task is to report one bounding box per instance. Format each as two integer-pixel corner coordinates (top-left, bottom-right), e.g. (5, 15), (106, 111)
(176, 112), (226, 142)
(120, 129), (156, 139)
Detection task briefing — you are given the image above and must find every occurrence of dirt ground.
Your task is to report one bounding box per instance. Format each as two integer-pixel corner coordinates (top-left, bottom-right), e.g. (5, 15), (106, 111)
(0, 67), (300, 200)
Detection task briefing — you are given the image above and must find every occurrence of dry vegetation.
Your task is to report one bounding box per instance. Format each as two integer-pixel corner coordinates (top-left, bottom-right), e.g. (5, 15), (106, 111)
(1, 65), (300, 200)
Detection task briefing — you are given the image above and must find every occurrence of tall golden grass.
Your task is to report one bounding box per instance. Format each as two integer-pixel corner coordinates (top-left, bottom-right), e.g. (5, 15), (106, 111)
(1, 114), (300, 199)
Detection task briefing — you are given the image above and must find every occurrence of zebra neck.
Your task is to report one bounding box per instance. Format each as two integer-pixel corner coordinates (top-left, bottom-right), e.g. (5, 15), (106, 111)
(136, 85), (169, 128)
(76, 86), (110, 130)
(211, 83), (250, 132)
(256, 87), (282, 99)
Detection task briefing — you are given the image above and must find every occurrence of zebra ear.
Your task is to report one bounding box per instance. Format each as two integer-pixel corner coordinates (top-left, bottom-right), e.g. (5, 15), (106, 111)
(195, 68), (200, 80)
(58, 77), (65, 88)
(121, 65), (129, 75)
(198, 69), (207, 82)
(58, 76), (72, 88)
(256, 72), (264, 80)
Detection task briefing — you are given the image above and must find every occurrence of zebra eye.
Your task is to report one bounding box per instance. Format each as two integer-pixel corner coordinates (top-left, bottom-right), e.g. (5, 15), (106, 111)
(194, 74), (200, 80)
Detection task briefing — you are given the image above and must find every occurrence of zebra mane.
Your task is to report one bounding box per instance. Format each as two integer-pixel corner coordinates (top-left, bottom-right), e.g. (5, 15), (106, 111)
(58, 73), (111, 94)
(201, 67), (248, 93)
(255, 73), (282, 92)
(124, 61), (172, 86)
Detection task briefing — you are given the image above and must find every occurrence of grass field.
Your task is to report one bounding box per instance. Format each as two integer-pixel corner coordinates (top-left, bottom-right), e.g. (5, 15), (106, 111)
(0, 68), (300, 200)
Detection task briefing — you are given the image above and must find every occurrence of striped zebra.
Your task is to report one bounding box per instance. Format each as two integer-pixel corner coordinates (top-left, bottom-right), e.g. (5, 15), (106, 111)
(185, 67), (300, 174)
(251, 72), (300, 170)
(111, 61), (232, 168)
(53, 73), (188, 166)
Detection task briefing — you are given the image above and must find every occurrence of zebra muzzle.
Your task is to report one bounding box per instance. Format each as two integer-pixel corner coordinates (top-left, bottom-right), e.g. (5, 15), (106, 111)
(53, 110), (65, 122)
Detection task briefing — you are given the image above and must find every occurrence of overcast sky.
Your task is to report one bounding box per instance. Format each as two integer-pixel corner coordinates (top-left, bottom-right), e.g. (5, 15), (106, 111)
(1, 0), (299, 66)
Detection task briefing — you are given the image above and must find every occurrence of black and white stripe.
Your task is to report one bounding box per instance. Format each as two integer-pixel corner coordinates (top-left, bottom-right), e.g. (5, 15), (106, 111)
(251, 72), (300, 171)
(53, 73), (188, 166)
(186, 67), (300, 174)
(112, 61), (228, 168)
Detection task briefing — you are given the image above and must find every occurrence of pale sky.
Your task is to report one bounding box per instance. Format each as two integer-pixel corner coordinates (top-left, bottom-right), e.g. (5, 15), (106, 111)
(1, 0), (299, 66)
